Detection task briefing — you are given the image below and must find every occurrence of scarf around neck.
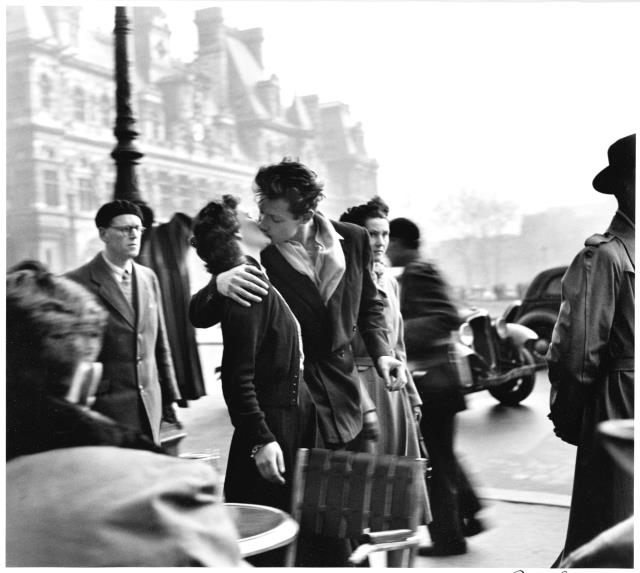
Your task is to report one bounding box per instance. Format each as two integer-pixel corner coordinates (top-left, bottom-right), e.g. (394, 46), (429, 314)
(276, 212), (346, 304)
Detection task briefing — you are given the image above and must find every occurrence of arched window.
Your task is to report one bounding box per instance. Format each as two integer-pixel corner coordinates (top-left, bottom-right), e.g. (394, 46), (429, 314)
(73, 87), (85, 122)
(39, 74), (52, 110)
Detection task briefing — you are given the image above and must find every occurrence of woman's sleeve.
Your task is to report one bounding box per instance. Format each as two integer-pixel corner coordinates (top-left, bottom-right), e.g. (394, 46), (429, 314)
(391, 277), (422, 407)
(189, 277), (224, 328)
(220, 302), (275, 446)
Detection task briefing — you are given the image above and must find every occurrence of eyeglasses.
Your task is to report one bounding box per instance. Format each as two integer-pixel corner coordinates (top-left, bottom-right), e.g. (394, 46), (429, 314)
(108, 225), (146, 235)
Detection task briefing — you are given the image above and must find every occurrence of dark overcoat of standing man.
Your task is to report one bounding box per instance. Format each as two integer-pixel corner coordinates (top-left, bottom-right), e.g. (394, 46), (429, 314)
(547, 133), (635, 564)
(67, 200), (181, 444)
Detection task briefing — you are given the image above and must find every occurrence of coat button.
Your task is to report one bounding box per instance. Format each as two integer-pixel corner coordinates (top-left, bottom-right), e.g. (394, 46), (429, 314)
(352, 326), (357, 332)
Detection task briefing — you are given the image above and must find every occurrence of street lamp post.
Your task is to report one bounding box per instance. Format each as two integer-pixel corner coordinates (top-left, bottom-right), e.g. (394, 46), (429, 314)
(111, 6), (153, 225)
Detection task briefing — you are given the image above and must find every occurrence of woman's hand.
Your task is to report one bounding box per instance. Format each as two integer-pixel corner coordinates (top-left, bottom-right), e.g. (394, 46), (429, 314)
(254, 441), (286, 485)
(413, 406), (422, 423)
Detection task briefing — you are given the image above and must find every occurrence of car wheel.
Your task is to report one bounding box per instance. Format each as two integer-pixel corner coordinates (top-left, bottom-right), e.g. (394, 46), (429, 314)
(488, 348), (536, 406)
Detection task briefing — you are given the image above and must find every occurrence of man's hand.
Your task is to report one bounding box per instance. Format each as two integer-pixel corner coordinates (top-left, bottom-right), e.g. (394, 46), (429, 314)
(376, 356), (407, 391)
(361, 410), (380, 442)
(217, 264), (269, 307)
(254, 442), (286, 485)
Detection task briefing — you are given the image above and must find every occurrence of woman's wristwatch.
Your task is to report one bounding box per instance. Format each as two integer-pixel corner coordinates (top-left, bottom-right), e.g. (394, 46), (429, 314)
(250, 444), (267, 459)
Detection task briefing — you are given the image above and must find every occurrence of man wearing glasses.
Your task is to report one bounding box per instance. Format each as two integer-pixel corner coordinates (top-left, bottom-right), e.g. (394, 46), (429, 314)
(67, 200), (181, 444)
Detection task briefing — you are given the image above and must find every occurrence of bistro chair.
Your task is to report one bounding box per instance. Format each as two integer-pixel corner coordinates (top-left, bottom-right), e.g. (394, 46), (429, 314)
(286, 448), (427, 567)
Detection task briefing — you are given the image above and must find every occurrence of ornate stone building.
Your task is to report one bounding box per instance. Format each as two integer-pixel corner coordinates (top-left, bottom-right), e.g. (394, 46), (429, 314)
(6, 6), (378, 272)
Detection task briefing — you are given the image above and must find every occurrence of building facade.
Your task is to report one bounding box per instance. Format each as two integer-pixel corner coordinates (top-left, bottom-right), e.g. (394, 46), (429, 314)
(6, 6), (378, 272)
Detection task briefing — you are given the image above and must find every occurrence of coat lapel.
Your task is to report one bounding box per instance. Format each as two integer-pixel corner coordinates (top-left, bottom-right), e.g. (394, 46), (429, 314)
(326, 231), (350, 308)
(89, 254), (136, 328)
(262, 246), (326, 315)
(325, 233), (351, 349)
(133, 263), (149, 330)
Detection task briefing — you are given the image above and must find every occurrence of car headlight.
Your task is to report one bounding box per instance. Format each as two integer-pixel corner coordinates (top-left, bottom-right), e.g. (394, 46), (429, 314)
(495, 317), (508, 340)
(459, 323), (474, 346)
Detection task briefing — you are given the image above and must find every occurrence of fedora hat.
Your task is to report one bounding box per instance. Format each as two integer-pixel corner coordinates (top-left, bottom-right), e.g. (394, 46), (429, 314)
(592, 134), (635, 194)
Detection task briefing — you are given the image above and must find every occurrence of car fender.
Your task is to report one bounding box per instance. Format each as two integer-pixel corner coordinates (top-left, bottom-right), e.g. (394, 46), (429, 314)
(502, 300), (522, 322)
(506, 323), (538, 347)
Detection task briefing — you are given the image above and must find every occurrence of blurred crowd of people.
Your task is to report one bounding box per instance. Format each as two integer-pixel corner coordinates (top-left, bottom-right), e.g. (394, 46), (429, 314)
(6, 134), (634, 567)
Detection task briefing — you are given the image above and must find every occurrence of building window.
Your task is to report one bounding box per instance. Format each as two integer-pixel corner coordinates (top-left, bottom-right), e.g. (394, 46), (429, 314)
(153, 109), (164, 140)
(78, 178), (93, 211)
(44, 170), (60, 206)
(73, 87), (85, 122)
(101, 94), (111, 127)
(39, 74), (52, 110)
(159, 173), (174, 213)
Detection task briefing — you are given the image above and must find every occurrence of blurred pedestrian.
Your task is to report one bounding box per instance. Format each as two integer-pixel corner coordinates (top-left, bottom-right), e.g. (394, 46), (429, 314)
(6, 262), (241, 567)
(547, 133), (635, 564)
(67, 200), (181, 444)
(387, 217), (483, 557)
(6, 261), (161, 459)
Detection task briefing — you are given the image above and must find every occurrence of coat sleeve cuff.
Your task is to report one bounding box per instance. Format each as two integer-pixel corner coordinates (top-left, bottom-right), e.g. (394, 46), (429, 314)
(240, 414), (276, 446)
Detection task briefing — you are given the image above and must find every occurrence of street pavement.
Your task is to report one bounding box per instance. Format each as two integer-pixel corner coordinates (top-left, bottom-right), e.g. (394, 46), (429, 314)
(178, 339), (572, 568)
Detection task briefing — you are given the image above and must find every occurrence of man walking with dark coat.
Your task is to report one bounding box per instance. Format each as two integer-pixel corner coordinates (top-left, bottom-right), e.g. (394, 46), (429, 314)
(67, 200), (181, 444)
(387, 217), (483, 557)
(547, 133), (635, 564)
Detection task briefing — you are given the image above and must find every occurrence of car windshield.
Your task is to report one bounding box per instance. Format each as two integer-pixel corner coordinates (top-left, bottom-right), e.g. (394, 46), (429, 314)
(544, 276), (562, 297)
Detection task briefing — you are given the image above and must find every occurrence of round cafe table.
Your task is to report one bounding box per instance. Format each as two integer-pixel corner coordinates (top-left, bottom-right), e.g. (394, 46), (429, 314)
(224, 502), (299, 558)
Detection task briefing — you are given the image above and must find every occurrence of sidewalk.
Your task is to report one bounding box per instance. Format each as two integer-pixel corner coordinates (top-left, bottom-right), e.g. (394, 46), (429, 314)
(179, 343), (570, 568)
(413, 499), (568, 568)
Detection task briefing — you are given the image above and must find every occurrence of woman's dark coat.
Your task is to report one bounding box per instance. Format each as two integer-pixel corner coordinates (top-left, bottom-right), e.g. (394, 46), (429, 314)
(191, 266), (304, 511)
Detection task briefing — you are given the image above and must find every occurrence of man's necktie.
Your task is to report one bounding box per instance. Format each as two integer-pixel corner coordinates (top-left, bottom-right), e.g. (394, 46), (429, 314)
(121, 268), (133, 305)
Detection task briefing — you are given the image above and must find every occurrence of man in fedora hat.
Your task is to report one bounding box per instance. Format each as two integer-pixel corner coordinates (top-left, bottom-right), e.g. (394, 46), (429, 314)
(546, 134), (635, 565)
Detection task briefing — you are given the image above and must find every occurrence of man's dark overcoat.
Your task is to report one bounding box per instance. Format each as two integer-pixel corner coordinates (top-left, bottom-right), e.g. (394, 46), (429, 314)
(547, 210), (635, 558)
(399, 259), (481, 549)
(260, 220), (390, 446)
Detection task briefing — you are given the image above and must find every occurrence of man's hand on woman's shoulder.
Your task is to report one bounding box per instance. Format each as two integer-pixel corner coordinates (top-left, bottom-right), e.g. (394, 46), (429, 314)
(217, 264), (269, 307)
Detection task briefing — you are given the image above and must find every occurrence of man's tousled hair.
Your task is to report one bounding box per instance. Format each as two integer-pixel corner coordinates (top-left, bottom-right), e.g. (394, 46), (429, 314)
(253, 157), (325, 218)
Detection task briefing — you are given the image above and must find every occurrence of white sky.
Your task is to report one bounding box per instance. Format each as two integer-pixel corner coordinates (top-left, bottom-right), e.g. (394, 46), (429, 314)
(91, 1), (638, 233)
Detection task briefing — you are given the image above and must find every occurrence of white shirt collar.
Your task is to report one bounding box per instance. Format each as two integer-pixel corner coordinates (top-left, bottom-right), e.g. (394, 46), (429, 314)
(101, 251), (133, 280)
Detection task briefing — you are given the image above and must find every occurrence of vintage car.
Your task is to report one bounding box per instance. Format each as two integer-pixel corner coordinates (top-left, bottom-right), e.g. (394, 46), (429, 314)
(503, 266), (568, 360)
